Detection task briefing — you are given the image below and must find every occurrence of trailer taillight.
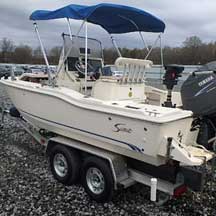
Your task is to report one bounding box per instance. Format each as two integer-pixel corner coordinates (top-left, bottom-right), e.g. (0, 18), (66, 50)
(40, 139), (46, 145)
(173, 185), (187, 198)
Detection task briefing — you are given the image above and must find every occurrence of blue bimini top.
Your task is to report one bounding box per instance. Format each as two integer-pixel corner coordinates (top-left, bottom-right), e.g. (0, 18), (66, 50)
(30, 3), (165, 34)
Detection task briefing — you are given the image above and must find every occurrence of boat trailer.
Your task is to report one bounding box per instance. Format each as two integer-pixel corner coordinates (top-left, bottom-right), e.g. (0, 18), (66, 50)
(0, 105), (216, 205)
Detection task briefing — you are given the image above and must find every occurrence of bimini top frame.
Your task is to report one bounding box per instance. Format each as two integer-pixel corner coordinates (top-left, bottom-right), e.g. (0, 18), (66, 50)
(30, 3), (166, 91)
(30, 3), (165, 33)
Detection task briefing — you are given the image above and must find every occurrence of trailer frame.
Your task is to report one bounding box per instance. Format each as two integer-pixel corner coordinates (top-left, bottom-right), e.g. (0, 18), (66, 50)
(0, 108), (207, 204)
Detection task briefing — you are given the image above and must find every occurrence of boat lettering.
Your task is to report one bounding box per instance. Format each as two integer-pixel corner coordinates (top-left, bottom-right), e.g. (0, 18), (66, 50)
(198, 75), (214, 87)
(113, 123), (132, 133)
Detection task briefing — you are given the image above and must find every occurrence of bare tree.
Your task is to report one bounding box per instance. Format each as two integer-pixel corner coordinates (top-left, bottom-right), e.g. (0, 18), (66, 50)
(33, 46), (42, 57)
(32, 46), (44, 64)
(182, 36), (203, 64)
(49, 46), (62, 64)
(183, 36), (203, 48)
(103, 48), (118, 64)
(13, 45), (32, 64)
(0, 38), (15, 62)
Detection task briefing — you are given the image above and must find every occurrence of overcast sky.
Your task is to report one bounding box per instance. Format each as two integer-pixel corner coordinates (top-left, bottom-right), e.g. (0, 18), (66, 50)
(0, 0), (216, 49)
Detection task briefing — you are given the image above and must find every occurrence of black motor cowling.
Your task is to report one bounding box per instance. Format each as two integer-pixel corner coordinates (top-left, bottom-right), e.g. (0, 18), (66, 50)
(181, 63), (216, 117)
(181, 61), (216, 150)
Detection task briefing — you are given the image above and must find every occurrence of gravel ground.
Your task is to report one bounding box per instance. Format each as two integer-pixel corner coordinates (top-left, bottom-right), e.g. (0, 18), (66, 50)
(0, 84), (216, 216)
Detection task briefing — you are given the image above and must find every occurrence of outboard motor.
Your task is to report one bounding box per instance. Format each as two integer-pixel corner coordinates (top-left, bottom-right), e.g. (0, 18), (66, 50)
(181, 61), (216, 150)
(163, 65), (184, 108)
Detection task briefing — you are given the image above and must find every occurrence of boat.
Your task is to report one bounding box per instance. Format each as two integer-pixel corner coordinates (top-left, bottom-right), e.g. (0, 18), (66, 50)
(0, 3), (214, 168)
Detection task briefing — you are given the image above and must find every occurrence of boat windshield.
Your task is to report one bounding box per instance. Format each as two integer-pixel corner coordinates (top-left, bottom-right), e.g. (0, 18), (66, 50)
(64, 34), (103, 59)
(64, 34), (103, 72)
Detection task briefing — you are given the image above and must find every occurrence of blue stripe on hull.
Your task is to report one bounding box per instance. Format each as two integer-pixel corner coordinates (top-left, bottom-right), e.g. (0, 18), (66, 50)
(20, 109), (143, 153)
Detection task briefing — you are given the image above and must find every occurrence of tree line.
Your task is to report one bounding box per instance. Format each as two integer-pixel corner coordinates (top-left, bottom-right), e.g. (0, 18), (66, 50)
(1, 36), (216, 65)
(104, 36), (216, 65)
(0, 38), (61, 65)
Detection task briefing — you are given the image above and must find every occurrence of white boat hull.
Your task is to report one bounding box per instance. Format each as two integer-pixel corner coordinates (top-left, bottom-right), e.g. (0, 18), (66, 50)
(1, 79), (213, 166)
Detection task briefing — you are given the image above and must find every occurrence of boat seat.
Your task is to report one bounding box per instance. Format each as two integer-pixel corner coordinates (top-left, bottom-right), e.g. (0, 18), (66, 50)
(115, 57), (153, 83)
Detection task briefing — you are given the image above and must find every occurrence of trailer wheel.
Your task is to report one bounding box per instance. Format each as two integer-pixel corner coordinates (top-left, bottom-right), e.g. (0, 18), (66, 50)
(50, 145), (80, 185)
(82, 156), (114, 203)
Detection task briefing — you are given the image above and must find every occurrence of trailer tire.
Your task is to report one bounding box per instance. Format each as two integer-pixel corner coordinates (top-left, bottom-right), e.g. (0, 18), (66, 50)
(50, 145), (80, 185)
(82, 156), (114, 203)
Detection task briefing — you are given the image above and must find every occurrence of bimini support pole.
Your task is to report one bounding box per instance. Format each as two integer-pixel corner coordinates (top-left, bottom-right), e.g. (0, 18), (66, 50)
(144, 34), (161, 60)
(33, 22), (52, 85)
(56, 33), (66, 74)
(85, 21), (88, 94)
(110, 35), (122, 57)
(117, 15), (150, 55)
(62, 33), (65, 58)
(139, 32), (150, 52)
(66, 18), (73, 41)
(159, 33), (164, 80)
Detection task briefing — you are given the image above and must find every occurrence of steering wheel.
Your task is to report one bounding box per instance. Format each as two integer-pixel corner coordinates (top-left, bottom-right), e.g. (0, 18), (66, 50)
(75, 59), (94, 75)
(75, 59), (101, 80)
